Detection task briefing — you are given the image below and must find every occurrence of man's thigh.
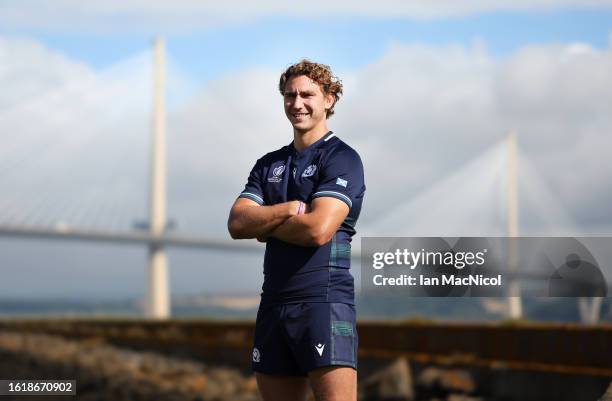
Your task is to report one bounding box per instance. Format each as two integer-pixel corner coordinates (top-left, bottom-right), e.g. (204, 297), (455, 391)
(309, 366), (357, 401)
(253, 303), (305, 375)
(255, 372), (309, 401)
(284, 302), (358, 373)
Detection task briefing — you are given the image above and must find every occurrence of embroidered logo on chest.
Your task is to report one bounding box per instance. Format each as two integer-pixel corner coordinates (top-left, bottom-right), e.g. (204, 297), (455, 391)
(268, 165), (285, 183)
(301, 164), (317, 178)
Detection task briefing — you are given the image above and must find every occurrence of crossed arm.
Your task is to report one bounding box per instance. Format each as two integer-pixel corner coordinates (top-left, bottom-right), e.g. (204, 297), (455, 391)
(227, 197), (349, 247)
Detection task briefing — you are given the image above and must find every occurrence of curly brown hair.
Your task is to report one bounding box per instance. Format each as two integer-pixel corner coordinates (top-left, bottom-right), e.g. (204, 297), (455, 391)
(278, 59), (343, 118)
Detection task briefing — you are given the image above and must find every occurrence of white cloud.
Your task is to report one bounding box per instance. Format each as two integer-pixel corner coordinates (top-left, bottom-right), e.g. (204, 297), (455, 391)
(0, 39), (158, 230)
(1, 35), (611, 237)
(1, 35), (612, 298)
(334, 40), (612, 234)
(0, 37), (94, 108)
(2, 1), (612, 32)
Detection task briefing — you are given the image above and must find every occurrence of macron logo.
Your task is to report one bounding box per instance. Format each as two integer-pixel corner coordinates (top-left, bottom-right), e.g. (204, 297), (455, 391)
(315, 343), (325, 356)
(336, 177), (348, 188)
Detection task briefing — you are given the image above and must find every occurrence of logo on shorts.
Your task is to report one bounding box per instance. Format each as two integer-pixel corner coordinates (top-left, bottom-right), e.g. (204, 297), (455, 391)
(252, 347), (261, 363)
(268, 165), (285, 183)
(315, 343), (325, 357)
(302, 165), (317, 178)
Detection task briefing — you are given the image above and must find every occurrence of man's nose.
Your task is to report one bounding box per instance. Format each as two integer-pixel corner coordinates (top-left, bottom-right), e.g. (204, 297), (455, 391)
(293, 95), (304, 109)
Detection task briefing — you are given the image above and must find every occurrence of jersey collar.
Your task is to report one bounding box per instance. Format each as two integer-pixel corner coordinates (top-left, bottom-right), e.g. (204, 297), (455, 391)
(290, 131), (336, 155)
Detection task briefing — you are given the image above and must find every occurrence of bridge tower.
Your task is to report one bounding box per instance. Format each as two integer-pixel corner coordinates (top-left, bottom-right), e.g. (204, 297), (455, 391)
(506, 130), (522, 319)
(145, 37), (170, 319)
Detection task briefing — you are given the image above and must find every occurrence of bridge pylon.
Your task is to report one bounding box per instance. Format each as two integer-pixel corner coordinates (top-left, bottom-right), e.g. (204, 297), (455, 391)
(506, 130), (522, 319)
(145, 37), (170, 319)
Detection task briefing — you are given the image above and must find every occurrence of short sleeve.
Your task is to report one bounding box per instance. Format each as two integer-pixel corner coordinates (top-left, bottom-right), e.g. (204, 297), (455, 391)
(238, 158), (265, 205)
(312, 148), (365, 210)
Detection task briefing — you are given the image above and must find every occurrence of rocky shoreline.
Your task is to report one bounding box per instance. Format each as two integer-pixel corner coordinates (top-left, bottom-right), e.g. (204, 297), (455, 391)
(0, 329), (484, 401)
(0, 330), (260, 401)
(0, 329), (609, 401)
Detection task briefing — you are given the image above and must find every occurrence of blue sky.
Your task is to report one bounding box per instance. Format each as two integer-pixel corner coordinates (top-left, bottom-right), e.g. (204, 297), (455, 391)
(4, 8), (611, 83)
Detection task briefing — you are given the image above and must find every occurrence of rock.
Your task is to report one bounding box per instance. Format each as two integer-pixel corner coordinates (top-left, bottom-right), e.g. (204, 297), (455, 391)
(417, 367), (475, 394)
(185, 374), (208, 392)
(447, 394), (483, 401)
(0, 329), (260, 401)
(599, 380), (612, 401)
(361, 357), (415, 401)
(418, 367), (443, 388)
(439, 370), (475, 394)
(241, 375), (258, 393)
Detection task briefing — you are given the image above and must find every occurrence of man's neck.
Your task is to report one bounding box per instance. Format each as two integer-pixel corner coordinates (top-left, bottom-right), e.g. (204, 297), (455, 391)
(293, 126), (329, 152)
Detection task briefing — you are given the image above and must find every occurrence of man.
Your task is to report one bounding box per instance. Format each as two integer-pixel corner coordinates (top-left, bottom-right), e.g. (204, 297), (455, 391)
(228, 60), (365, 401)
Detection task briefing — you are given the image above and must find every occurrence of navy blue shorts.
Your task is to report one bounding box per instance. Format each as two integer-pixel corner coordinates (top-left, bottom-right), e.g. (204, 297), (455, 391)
(251, 302), (358, 376)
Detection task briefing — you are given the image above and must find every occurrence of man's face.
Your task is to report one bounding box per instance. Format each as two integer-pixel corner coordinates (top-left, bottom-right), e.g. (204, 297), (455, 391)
(283, 75), (334, 134)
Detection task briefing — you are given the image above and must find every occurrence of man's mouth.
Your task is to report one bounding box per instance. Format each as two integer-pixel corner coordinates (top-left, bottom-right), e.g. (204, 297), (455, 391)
(292, 112), (309, 118)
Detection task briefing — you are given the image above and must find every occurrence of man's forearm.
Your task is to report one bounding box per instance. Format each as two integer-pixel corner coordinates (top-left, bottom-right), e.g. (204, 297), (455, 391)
(268, 198), (349, 247)
(268, 214), (324, 247)
(228, 201), (296, 239)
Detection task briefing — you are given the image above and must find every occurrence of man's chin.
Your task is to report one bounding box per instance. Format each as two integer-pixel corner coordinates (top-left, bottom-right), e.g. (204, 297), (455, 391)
(291, 123), (312, 133)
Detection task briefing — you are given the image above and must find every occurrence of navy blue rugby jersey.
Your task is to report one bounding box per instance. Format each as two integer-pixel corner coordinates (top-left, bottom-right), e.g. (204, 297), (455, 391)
(238, 131), (365, 305)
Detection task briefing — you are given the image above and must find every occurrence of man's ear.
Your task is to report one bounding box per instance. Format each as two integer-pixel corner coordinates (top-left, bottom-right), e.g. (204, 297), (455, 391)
(325, 93), (335, 110)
